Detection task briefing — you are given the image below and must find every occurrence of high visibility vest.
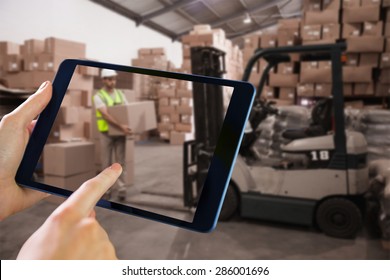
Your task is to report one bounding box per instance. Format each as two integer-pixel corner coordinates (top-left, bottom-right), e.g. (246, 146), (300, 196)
(95, 89), (124, 132)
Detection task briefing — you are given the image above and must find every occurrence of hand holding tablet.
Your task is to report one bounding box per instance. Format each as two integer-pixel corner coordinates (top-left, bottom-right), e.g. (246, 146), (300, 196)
(15, 60), (255, 232)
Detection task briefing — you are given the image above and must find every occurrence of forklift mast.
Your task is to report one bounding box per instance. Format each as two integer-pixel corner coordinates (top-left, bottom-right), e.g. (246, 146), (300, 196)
(183, 47), (226, 207)
(190, 47), (226, 147)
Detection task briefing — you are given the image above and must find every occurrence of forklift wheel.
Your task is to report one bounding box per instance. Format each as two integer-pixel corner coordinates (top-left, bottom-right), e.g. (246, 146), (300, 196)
(219, 184), (239, 221)
(316, 197), (362, 239)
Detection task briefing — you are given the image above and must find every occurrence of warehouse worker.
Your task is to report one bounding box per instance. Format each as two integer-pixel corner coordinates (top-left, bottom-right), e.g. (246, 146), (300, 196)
(0, 81), (118, 259)
(94, 69), (132, 201)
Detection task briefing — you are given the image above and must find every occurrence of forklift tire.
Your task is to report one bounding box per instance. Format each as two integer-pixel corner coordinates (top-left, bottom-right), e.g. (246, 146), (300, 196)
(219, 183), (239, 221)
(316, 197), (362, 239)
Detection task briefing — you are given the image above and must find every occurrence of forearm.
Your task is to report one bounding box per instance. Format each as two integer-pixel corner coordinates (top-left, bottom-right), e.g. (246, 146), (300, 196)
(100, 111), (124, 130)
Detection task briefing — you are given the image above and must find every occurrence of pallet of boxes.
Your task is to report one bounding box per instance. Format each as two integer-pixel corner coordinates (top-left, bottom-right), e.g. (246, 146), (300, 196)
(131, 47), (194, 145)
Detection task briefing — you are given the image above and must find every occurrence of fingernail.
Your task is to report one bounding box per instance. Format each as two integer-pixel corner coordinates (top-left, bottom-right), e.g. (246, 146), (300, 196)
(38, 81), (49, 91)
(109, 163), (122, 172)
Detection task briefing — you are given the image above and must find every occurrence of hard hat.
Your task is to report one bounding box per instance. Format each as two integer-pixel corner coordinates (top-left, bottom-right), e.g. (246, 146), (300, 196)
(101, 69), (118, 78)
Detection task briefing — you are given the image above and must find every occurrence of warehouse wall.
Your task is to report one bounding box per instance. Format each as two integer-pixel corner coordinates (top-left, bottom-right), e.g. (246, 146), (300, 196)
(0, 0), (183, 67)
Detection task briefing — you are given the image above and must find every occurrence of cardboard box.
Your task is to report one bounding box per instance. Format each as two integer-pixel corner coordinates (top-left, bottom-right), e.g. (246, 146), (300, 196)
(157, 88), (176, 98)
(38, 53), (68, 71)
(43, 142), (95, 176)
(343, 6), (380, 23)
(44, 171), (96, 191)
(300, 67), (332, 83)
(269, 73), (299, 87)
(315, 83), (332, 97)
(344, 83), (353, 96)
(171, 113), (180, 123)
(176, 89), (192, 98)
(78, 65), (99, 76)
(176, 105), (193, 115)
(262, 86), (275, 98)
(301, 25), (322, 41)
(23, 39), (44, 55)
(343, 66), (373, 82)
(23, 54), (39, 71)
(180, 114), (192, 124)
(363, 21), (383, 36)
(0, 41), (20, 55)
(279, 88), (296, 100)
(375, 83), (390, 95)
(354, 83), (375, 95)
(380, 53), (390, 68)
(303, 0), (322, 11)
(385, 23), (390, 36)
(386, 38), (390, 52)
(157, 123), (174, 131)
(244, 34), (260, 49)
(170, 131), (186, 145)
(56, 106), (80, 125)
(342, 0), (360, 8)
(4, 54), (21, 72)
(346, 53), (359, 66)
(68, 72), (94, 91)
(59, 122), (86, 141)
(297, 83), (315, 96)
(379, 69), (390, 83)
(322, 24), (340, 40)
(277, 62), (297, 74)
(304, 10), (339, 25)
(159, 105), (176, 115)
(322, 0), (341, 10)
(277, 29), (300, 46)
(346, 36), (384, 52)
(359, 53), (379, 67)
(342, 23), (362, 38)
(175, 123), (192, 133)
(44, 37), (86, 57)
(260, 34), (277, 48)
(278, 18), (301, 29)
(361, 0), (382, 5)
(4, 71), (54, 89)
(107, 102), (157, 135)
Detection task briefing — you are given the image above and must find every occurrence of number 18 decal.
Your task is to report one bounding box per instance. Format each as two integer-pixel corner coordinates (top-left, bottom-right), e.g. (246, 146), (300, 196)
(310, 150), (330, 161)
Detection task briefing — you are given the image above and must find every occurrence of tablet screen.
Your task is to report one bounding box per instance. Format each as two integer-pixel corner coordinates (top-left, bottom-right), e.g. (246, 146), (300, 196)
(36, 65), (235, 223)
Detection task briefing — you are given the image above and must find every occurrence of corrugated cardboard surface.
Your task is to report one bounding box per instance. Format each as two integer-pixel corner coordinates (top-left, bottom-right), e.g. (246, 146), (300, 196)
(43, 142), (95, 176)
(107, 102), (157, 135)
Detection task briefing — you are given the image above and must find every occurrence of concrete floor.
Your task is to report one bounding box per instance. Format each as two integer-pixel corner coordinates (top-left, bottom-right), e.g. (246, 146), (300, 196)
(1, 140), (389, 260)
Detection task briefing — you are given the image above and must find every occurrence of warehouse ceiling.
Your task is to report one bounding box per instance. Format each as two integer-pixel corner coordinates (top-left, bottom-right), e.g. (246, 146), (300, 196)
(90, 0), (302, 41)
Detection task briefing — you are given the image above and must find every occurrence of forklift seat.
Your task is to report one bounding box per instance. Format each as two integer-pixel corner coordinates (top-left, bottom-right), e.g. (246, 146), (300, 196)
(282, 98), (333, 140)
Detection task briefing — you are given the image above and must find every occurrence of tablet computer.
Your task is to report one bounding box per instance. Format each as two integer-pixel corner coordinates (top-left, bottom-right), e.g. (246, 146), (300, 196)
(15, 59), (255, 232)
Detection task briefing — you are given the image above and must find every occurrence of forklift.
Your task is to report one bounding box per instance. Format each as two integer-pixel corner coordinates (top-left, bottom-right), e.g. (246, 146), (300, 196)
(183, 42), (370, 239)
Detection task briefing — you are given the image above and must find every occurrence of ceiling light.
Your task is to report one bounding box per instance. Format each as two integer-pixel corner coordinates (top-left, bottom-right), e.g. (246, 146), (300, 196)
(243, 13), (252, 24)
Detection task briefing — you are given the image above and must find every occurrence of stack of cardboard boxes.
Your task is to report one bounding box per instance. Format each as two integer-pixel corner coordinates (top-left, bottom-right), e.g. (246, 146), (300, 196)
(241, 0), (390, 108)
(131, 47), (194, 145)
(181, 24), (244, 81)
(378, 1), (390, 95)
(156, 75), (194, 144)
(298, 0), (341, 99)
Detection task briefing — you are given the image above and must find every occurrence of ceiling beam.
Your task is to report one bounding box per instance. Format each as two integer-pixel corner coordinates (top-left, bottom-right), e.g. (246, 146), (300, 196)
(90, 0), (177, 40)
(137, 0), (197, 25)
(227, 20), (278, 40)
(174, 0), (287, 39)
